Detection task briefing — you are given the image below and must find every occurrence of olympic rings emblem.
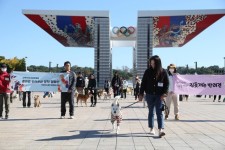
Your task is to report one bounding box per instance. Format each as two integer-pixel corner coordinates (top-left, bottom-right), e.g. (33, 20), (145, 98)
(112, 26), (135, 37)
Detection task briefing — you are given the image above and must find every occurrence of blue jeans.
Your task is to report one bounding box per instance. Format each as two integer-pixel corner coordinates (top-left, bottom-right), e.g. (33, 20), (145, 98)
(145, 94), (164, 129)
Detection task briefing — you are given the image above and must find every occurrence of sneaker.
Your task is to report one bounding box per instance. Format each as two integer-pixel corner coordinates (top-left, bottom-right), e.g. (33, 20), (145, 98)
(93, 104), (96, 107)
(5, 115), (8, 119)
(165, 115), (168, 120)
(149, 128), (155, 135)
(159, 129), (165, 138)
(90, 104), (93, 107)
(69, 116), (74, 119)
(175, 115), (179, 120)
(60, 116), (65, 119)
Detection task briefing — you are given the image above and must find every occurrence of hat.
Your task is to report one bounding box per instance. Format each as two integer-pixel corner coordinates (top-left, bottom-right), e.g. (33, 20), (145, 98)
(0, 63), (7, 68)
(168, 64), (176, 68)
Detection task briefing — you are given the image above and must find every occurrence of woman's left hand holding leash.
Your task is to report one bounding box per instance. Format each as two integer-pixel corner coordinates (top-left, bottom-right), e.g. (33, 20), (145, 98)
(160, 94), (167, 101)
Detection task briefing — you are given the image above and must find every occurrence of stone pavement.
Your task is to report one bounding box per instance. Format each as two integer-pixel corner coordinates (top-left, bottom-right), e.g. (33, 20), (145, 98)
(0, 93), (225, 150)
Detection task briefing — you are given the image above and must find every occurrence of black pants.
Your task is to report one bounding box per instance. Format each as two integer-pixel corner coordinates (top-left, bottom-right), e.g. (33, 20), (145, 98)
(122, 89), (127, 99)
(113, 87), (120, 98)
(214, 95), (221, 101)
(84, 88), (89, 95)
(90, 89), (97, 105)
(23, 91), (31, 107)
(61, 92), (74, 116)
(0, 93), (10, 117)
(135, 88), (139, 100)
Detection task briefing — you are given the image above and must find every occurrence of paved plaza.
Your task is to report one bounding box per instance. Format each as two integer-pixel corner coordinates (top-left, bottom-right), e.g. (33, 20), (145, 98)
(0, 93), (225, 150)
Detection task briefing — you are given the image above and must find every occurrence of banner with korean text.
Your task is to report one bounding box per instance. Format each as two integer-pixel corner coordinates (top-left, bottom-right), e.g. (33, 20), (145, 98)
(173, 75), (225, 95)
(10, 71), (69, 92)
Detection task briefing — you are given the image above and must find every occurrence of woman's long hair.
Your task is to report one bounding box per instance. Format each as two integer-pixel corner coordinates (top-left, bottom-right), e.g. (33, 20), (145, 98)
(149, 55), (163, 79)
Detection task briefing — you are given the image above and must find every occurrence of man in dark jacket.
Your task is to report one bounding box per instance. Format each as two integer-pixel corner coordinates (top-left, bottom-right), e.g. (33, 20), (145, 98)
(111, 71), (121, 98)
(76, 72), (85, 94)
(60, 61), (76, 119)
(0, 63), (11, 119)
(88, 74), (97, 107)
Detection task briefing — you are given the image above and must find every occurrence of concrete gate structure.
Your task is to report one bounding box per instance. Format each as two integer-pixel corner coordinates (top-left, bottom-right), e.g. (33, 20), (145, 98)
(23, 9), (225, 88)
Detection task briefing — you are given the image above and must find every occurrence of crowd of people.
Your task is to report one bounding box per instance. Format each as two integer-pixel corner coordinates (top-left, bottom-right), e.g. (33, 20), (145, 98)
(0, 57), (224, 138)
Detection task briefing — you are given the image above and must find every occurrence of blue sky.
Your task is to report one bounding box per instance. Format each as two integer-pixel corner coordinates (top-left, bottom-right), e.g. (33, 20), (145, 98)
(0, 0), (225, 70)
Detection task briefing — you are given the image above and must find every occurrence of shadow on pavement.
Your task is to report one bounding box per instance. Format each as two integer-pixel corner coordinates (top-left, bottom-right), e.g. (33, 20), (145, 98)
(0, 118), (59, 121)
(94, 118), (147, 121)
(174, 120), (225, 122)
(200, 103), (225, 105)
(36, 130), (151, 141)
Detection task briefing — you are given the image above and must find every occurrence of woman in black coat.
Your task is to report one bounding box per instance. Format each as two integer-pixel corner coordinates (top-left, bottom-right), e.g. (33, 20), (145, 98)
(88, 74), (97, 107)
(139, 55), (169, 137)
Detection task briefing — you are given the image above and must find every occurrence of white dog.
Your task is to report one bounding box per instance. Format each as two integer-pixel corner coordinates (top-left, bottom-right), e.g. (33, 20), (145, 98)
(111, 95), (122, 134)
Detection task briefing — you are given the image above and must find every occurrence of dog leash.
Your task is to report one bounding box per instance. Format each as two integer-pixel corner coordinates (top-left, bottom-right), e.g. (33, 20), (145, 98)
(121, 99), (169, 112)
(122, 101), (140, 109)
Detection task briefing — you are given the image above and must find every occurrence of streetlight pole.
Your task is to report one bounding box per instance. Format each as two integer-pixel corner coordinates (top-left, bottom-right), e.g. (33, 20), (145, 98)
(224, 57), (225, 74)
(25, 57), (28, 72)
(186, 64), (189, 74)
(49, 61), (52, 72)
(194, 62), (197, 74)
(56, 64), (58, 72)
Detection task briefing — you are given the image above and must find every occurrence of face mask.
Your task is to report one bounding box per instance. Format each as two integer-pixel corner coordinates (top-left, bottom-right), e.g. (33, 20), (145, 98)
(1, 68), (7, 72)
(169, 68), (174, 73)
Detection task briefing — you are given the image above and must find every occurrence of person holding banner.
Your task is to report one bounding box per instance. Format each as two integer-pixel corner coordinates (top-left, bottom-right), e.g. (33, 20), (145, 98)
(23, 91), (31, 108)
(60, 61), (76, 119)
(139, 55), (169, 138)
(165, 64), (180, 120)
(0, 63), (11, 119)
(213, 95), (221, 102)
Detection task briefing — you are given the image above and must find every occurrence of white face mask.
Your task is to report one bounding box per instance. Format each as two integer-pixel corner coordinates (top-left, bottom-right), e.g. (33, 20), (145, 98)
(1, 68), (7, 72)
(169, 68), (174, 73)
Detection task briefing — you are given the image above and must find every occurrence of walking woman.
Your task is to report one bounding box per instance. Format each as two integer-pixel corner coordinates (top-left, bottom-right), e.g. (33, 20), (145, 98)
(165, 64), (179, 120)
(139, 55), (169, 137)
(88, 74), (97, 107)
(134, 76), (141, 100)
(111, 71), (121, 98)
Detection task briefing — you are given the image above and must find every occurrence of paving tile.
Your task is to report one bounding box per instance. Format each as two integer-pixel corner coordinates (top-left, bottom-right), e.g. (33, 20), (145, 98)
(0, 94), (225, 149)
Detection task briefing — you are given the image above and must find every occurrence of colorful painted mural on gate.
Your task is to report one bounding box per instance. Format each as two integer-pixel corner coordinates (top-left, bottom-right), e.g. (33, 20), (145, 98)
(25, 14), (95, 47)
(24, 12), (224, 48)
(153, 14), (224, 47)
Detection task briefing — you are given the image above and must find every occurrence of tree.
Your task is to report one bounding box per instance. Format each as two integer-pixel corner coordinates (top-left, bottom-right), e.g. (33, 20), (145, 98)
(0, 56), (5, 61)
(0, 57), (26, 72)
